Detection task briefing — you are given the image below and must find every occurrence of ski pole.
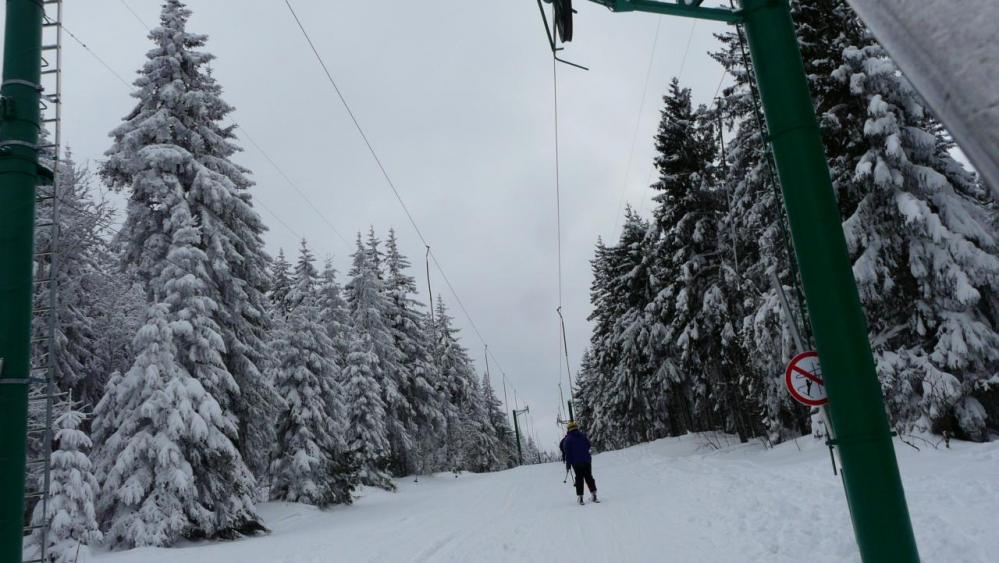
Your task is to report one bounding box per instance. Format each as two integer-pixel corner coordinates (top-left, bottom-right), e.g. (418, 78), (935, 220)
(563, 466), (571, 483)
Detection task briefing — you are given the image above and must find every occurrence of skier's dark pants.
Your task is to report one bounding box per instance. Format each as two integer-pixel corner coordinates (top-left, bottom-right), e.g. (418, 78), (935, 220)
(572, 462), (596, 496)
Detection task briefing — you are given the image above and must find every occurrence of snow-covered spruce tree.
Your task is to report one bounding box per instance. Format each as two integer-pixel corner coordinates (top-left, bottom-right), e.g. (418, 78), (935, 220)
(833, 44), (999, 439)
(418, 313), (456, 475)
(432, 297), (484, 472)
(481, 370), (518, 469)
(572, 348), (597, 434)
(457, 375), (500, 473)
(790, 0), (872, 201)
(365, 226), (386, 278)
(343, 331), (393, 489)
(383, 229), (446, 476)
(319, 256), (352, 365)
(100, 0), (278, 473)
(645, 77), (719, 440)
(24, 150), (142, 521)
(154, 192), (263, 533)
(93, 183), (261, 545)
(587, 209), (660, 449)
(523, 435), (542, 465)
(24, 409), (103, 563)
(31, 150), (128, 407)
(270, 248), (293, 316)
(269, 241), (355, 506)
(344, 235), (395, 489)
(580, 238), (623, 450)
(290, 239), (319, 303)
(647, 77), (764, 442)
(84, 263), (146, 411)
(361, 229), (418, 475)
(94, 302), (258, 548)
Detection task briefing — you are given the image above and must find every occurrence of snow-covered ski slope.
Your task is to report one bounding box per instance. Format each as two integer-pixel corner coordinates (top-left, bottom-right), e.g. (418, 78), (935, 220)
(95, 434), (998, 563)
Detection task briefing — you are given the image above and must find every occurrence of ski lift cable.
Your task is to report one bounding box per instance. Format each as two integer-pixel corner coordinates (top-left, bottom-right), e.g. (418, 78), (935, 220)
(531, 412), (543, 451)
(712, 66), (728, 99)
(677, 21), (698, 83)
(487, 344), (512, 415)
(60, 25), (130, 86)
(553, 57), (564, 311)
(284, 0), (519, 385)
(546, 3), (579, 411)
(484, 347), (523, 414)
(539, 1), (597, 421)
(551, 55), (571, 405)
(236, 126), (352, 247)
(118, 0), (150, 31)
(62, 22), (322, 245)
(609, 18), (663, 238)
(556, 306), (575, 397)
(611, 19), (697, 239)
(283, 0), (430, 248)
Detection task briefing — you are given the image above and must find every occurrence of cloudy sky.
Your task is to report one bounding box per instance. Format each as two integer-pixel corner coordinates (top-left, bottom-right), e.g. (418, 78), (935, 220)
(2, 0), (733, 446)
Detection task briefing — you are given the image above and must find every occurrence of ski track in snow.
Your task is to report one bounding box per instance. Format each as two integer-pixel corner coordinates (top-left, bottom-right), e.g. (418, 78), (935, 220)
(93, 434), (999, 563)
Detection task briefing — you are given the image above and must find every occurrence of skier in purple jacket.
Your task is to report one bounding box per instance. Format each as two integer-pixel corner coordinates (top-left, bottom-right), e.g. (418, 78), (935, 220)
(559, 421), (598, 505)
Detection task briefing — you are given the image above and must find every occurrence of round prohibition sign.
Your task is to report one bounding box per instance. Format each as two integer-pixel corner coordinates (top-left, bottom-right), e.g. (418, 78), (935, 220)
(785, 351), (828, 407)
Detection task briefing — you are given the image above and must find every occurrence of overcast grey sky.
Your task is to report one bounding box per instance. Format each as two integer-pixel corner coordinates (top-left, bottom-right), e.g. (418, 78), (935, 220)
(1, 0), (731, 447)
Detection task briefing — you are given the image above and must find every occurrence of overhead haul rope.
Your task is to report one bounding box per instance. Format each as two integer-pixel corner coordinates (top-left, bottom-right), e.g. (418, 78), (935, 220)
(610, 19), (663, 244)
(118, 0), (150, 31)
(283, 0), (528, 404)
(549, 31), (581, 426)
(731, 16), (811, 342)
(424, 246), (435, 328)
(533, 0), (587, 425)
(553, 57), (564, 313)
(551, 56), (573, 400)
(612, 19), (695, 238)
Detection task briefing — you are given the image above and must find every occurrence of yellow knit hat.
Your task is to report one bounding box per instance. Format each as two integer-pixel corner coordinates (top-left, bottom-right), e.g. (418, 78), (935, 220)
(566, 421), (578, 431)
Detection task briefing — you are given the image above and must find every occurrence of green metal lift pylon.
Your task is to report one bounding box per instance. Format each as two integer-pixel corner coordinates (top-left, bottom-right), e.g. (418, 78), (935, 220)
(1, 0), (44, 561)
(512, 406), (530, 465)
(579, 1), (919, 561)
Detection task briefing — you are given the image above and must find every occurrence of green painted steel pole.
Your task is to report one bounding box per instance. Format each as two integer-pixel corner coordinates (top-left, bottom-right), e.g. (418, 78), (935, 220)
(0, 0), (43, 560)
(738, 0), (918, 560)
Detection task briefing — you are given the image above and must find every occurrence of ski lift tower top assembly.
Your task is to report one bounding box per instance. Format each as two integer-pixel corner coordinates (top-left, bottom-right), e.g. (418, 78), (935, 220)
(543, 0), (920, 561)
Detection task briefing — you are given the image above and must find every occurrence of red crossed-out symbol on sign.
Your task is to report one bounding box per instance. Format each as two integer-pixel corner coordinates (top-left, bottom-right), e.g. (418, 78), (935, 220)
(784, 351), (828, 406)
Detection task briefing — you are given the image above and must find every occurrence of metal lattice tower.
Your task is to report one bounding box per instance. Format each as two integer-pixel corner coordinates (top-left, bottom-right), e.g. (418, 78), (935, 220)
(22, 1), (65, 561)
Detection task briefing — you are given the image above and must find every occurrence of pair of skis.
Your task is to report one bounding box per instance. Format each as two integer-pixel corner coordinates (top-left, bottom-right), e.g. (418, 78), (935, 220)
(565, 466), (600, 505)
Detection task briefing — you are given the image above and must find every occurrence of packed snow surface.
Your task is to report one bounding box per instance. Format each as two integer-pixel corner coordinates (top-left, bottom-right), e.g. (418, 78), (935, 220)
(94, 434), (998, 562)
